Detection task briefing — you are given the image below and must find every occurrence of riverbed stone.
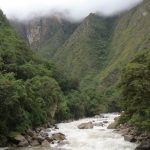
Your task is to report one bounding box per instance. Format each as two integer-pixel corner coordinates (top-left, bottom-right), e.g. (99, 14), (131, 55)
(78, 122), (93, 129)
(124, 135), (136, 142)
(39, 131), (49, 138)
(31, 140), (40, 146)
(17, 137), (29, 147)
(103, 121), (108, 124)
(107, 122), (118, 129)
(135, 140), (150, 150)
(93, 122), (104, 127)
(41, 140), (50, 147)
(52, 133), (65, 141)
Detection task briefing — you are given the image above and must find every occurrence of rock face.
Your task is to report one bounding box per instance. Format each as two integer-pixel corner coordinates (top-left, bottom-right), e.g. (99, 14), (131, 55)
(78, 122), (93, 129)
(11, 17), (77, 52)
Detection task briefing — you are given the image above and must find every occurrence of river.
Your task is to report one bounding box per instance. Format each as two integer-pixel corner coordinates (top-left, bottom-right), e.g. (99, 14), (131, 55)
(0, 113), (137, 150)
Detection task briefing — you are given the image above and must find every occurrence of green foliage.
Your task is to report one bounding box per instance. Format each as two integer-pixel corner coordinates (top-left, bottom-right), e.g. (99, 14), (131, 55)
(0, 10), (81, 138)
(119, 50), (150, 130)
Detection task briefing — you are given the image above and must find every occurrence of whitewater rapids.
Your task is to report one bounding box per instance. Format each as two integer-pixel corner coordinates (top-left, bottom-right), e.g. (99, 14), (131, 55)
(50, 113), (137, 150)
(1, 113), (137, 150)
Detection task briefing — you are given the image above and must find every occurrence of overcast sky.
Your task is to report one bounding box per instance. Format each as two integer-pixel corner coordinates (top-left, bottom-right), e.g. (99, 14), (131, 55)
(0, 0), (143, 21)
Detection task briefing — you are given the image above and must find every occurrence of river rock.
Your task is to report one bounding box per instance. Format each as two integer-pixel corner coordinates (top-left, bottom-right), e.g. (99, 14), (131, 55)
(26, 129), (37, 138)
(95, 115), (100, 118)
(13, 135), (29, 147)
(35, 127), (44, 133)
(78, 122), (93, 129)
(103, 121), (108, 124)
(124, 135), (136, 142)
(30, 140), (40, 146)
(12, 134), (29, 146)
(120, 128), (130, 135)
(18, 139), (29, 147)
(39, 131), (49, 138)
(107, 121), (118, 129)
(54, 125), (59, 129)
(41, 140), (50, 147)
(37, 135), (45, 143)
(46, 136), (53, 142)
(135, 140), (150, 150)
(52, 133), (65, 141)
(114, 116), (120, 121)
(93, 122), (104, 127)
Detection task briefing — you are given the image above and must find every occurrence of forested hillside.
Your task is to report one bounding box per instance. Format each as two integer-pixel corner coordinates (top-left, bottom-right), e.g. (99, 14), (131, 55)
(0, 10), (91, 146)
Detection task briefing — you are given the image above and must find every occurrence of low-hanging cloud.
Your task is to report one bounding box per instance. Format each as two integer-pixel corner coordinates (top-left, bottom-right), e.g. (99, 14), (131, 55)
(0, 0), (143, 21)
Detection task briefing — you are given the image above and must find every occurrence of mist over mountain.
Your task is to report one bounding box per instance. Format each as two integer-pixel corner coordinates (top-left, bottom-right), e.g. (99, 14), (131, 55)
(0, 0), (143, 21)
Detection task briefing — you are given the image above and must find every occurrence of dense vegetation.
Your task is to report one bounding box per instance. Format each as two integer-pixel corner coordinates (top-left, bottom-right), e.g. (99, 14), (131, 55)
(0, 10), (107, 145)
(12, 0), (150, 116)
(0, 0), (150, 146)
(119, 49), (150, 130)
(0, 10), (61, 136)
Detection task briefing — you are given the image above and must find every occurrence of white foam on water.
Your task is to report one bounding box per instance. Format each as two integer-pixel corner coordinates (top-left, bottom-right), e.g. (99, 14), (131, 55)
(50, 113), (137, 150)
(1, 113), (137, 150)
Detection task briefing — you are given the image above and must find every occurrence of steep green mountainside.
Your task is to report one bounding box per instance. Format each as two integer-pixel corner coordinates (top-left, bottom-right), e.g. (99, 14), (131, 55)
(93, 0), (150, 107)
(97, 0), (150, 89)
(53, 14), (115, 80)
(10, 17), (78, 57)
(10, 0), (150, 113)
(11, 14), (116, 83)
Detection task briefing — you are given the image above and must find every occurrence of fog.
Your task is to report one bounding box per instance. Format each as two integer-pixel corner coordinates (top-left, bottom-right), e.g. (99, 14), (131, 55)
(0, 0), (143, 21)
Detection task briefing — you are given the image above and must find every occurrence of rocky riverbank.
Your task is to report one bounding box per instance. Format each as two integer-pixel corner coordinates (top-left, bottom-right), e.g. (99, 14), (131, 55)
(107, 117), (150, 150)
(0, 123), (66, 148)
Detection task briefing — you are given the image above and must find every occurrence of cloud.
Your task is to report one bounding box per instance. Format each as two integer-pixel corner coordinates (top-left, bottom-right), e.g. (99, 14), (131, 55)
(0, 0), (143, 21)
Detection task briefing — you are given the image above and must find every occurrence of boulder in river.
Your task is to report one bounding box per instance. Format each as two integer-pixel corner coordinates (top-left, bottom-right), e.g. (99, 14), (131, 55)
(93, 122), (104, 127)
(78, 122), (93, 129)
(52, 133), (66, 141)
(41, 140), (50, 147)
(124, 135), (136, 142)
(9, 133), (29, 147)
(107, 122), (118, 129)
(30, 140), (40, 146)
(39, 131), (49, 138)
(103, 121), (108, 124)
(95, 115), (100, 118)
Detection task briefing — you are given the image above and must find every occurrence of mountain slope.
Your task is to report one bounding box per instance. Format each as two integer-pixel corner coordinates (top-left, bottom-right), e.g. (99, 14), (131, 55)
(97, 0), (150, 90)
(54, 14), (115, 80)
(9, 0), (150, 112)
(11, 17), (78, 57)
